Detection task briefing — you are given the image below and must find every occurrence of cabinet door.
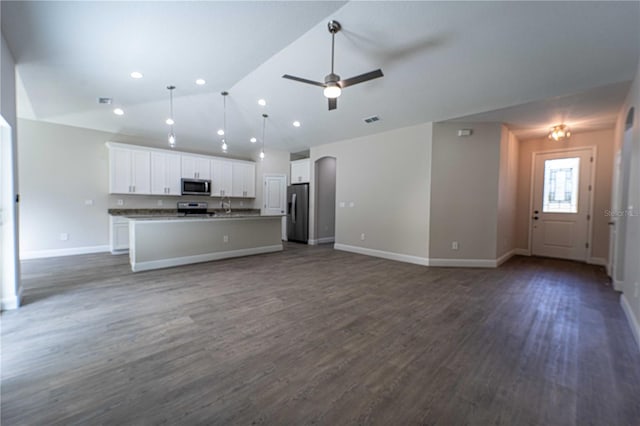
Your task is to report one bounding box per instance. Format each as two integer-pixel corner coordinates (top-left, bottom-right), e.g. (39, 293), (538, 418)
(110, 147), (133, 194)
(196, 157), (211, 180)
(131, 150), (151, 194)
(212, 159), (232, 196)
(290, 159), (310, 184)
(231, 162), (246, 197)
(181, 155), (197, 179)
(150, 152), (181, 195)
(244, 163), (255, 198)
(150, 152), (167, 195)
(165, 153), (182, 195)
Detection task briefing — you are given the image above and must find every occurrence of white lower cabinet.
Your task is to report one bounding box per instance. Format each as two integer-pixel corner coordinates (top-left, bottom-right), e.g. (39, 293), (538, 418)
(110, 216), (129, 253)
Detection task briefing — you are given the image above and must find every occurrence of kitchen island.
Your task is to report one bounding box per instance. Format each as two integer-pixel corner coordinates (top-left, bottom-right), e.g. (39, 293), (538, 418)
(128, 214), (283, 272)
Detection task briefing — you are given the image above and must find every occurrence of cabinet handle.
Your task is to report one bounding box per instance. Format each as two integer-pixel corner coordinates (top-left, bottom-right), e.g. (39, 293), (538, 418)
(132, 185), (135, 193)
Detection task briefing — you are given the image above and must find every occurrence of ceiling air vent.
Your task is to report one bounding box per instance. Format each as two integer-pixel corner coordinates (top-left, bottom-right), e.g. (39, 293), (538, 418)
(363, 115), (380, 124)
(97, 97), (113, 105)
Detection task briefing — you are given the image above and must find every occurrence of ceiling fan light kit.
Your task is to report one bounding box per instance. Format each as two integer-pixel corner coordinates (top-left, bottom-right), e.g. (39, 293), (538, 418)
(282, 20), (384, 111)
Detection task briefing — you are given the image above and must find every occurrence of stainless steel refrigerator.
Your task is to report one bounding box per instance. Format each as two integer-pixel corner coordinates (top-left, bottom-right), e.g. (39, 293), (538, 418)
(287, 183), (309, 243)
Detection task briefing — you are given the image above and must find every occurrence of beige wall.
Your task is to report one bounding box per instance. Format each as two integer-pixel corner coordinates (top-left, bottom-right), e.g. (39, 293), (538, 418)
(310, 122), (432, 261)
(430, 122), (502, 260)
(18, 119), (287, 256)
(514, 128), (614, 261)
(497, 126), (520, 258)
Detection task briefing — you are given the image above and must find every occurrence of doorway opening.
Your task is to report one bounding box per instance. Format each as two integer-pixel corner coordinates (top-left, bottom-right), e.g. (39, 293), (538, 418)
(314, 157), (336, 245)
(1, 115), (21, 310)
(530, 147), (595, 261)
(611, 107), (634, 286)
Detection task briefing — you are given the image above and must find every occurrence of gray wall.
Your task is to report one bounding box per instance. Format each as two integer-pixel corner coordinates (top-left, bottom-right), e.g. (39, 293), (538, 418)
(310, 122), (432, 261)
(18, 118), (288, 256)
(430, 122), (502, 260)
(314, 156), (336, 241)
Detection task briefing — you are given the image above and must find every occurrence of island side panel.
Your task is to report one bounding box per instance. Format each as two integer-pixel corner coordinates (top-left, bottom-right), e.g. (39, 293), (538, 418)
(129, 217), (282, 271)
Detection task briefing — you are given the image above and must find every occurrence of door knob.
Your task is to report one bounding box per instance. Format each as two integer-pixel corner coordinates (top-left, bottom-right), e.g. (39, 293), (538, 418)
(534, 210), (539, 214)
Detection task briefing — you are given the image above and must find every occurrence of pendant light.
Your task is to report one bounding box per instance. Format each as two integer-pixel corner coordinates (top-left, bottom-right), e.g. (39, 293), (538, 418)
(166, 85), (176, 148)
(260, 113), (268, 160)
(220, 91), (229, 153)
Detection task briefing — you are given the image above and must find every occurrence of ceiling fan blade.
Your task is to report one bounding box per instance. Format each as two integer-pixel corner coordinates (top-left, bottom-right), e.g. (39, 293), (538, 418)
(339, 69), (384, 88)
(328, 97), (337, 111)
(282, 74), (326, 87)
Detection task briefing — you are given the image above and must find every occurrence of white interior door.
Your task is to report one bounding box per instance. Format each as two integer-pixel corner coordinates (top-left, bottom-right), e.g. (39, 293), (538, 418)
(531, 148), (594, 261)
(262, 174), (286, 216)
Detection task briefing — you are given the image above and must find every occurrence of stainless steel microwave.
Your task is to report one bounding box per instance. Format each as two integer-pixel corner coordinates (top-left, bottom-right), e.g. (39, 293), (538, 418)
(181, 178), (211, 196)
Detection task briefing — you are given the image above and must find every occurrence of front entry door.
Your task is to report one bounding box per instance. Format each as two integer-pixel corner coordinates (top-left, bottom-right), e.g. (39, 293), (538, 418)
(531, 148), (593, 261)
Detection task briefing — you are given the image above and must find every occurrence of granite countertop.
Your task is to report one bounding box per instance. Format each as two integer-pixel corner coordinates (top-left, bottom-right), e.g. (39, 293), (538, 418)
(109, 208), (262, 219)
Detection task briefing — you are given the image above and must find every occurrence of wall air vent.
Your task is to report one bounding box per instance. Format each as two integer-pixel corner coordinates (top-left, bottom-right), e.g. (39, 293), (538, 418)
(97, 97), (113, 105)
(363, 115), (380, 124)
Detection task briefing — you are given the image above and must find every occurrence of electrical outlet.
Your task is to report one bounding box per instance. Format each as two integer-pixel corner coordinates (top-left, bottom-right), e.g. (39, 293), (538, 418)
(451, 241), (459, 250)
(240, 201), (244, 207)
(349, 201), (355, 208)
(84, 199), (94, 206)
(223, 235), (229, 243)
(117, 199), (124, 206)
(360, 233), (366, 241)
(59, 233), (69, 241)
(157, 200), (163, 206)
(339, 202), (346, 208)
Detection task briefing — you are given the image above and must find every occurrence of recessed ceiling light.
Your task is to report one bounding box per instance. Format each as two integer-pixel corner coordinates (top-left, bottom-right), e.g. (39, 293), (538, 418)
(113, 108), (124, 116)
(293, 121), (301, 127)
(258, 99), (266, 106)
(195, 78), (206, 85)
(130, 71), (143, 79)
(166, 118), (175, 125)
(250, 137), (257, 143)
(217, 129), (225, 136)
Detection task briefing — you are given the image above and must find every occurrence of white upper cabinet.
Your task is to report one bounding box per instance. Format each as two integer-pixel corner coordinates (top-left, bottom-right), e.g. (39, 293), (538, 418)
(181, 155), (211, 180)
(109, 146), (151, 194)
(212, 159), (233, 197)
(290, 159), (310, 184)
(151, 152), (181, 196)
(231, 161), (256, 198)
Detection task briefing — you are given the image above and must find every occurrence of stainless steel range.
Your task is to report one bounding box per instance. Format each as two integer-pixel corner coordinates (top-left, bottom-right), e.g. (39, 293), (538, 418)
(177, 201), (214, 217)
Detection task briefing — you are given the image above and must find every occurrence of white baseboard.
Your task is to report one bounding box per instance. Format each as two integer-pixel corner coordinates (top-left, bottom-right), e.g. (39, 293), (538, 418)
(614, 279), (624, 292)
(429, 258), (497, 268)
(334, 243), (429, 266)
(513, 248), (531, 256)
(620, 293), (640, 352)
(496, 249), (517, 267)
(317, 237), (335, 244)
(131, 244), (283, 272)
(1, 286), (22, 310)
(587, 257), (607, 266)
(307, 239), (317, 246)
(21, 245), (110, 260)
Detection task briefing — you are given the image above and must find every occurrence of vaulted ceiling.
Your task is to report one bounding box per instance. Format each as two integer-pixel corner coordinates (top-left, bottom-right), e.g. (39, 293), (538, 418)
(2, 1), (639, 156)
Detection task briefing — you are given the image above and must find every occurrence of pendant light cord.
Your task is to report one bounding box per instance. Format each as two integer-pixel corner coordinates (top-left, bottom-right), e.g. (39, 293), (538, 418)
(262, 113), (268, 155)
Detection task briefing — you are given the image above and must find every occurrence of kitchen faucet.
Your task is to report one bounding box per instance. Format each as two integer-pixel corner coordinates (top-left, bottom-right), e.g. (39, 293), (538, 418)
(221, 195), (232, 214)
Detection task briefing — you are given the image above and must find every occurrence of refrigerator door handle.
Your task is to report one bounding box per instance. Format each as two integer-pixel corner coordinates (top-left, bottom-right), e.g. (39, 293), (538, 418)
(291, 193), (297, 224)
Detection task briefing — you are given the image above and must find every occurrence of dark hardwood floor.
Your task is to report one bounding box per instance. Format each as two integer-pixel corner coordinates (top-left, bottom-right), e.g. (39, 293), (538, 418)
(2, 243), (639, 425)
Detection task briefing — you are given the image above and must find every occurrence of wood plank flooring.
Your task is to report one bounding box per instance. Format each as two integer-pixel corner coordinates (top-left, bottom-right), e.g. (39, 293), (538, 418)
(2, 243), (639, 425)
